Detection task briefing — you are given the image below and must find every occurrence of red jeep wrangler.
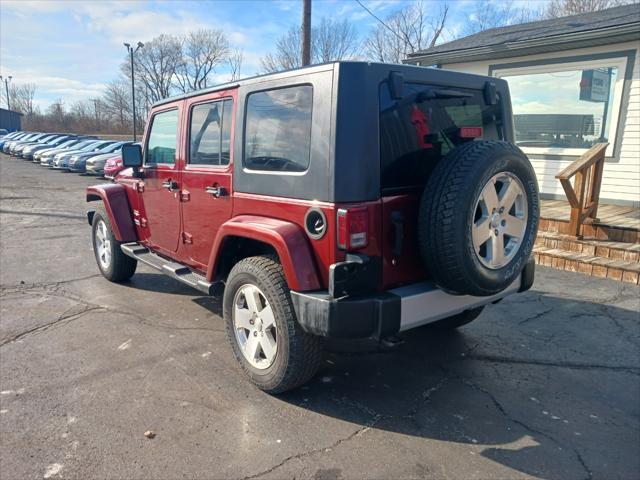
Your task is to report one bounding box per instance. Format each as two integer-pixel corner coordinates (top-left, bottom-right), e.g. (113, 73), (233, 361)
(87, 62), (538, 393)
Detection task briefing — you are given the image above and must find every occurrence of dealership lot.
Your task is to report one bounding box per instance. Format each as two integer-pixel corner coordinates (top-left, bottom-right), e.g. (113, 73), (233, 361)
(1, 153), (639, 480)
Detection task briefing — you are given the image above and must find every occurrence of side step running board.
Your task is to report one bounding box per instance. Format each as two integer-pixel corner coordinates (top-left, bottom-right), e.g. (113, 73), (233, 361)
(121, 243), (214, 295)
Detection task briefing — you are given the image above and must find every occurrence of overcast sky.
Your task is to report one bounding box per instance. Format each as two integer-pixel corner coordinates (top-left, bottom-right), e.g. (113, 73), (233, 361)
(0, 0), (546, 109)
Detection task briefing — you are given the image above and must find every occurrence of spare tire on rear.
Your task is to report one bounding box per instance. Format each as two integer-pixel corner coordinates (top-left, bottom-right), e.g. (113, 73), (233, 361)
(418, 140), (539, 297)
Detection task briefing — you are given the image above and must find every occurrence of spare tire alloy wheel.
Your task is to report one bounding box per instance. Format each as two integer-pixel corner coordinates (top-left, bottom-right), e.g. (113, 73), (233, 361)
(419, 140), (539, 297)
(472, 172), (528, 269)
(233, 284), (278, 369)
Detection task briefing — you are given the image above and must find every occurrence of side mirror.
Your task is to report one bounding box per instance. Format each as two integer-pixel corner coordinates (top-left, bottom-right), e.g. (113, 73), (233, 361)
(122, 143), (143, 168)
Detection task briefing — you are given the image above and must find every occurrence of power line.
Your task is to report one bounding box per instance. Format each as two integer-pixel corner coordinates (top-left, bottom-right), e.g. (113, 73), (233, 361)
(354, 0), (406, 45)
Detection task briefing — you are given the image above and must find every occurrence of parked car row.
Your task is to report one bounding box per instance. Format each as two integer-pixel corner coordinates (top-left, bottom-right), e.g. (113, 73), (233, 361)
(0, 131), (131, 179)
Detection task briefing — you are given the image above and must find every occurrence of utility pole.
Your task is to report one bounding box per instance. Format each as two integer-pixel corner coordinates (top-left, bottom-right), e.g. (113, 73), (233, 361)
(92, 98), (100, 131)
(0, 75), (12, 110)
(124, 42), (144, 141)
(301, 0), (311, 66)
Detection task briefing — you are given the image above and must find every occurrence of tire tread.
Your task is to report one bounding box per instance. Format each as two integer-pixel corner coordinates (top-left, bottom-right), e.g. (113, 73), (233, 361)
(224, 255), (323, 393)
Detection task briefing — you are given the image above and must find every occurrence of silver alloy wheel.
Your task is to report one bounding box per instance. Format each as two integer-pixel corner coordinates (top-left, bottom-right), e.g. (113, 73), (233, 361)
(472, 172), (528, 269)
(95, 219), (112, 270)
(233, 284), (278, 370)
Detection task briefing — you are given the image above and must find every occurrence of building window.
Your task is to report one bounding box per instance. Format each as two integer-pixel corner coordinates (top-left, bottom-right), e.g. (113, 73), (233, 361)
(494, 56), (628, 157)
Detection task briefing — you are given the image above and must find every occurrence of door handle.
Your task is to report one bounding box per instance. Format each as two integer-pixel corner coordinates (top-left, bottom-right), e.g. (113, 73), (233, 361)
(162, 179), (179, 192)
(205, 185), (228, 198)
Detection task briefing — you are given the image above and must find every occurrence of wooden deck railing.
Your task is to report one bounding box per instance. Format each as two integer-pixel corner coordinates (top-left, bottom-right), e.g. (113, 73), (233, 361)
(555, 143), (608, 238)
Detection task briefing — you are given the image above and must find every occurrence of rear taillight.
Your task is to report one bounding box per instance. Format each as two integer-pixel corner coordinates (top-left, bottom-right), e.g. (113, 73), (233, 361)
(460, 127), (483, 138)
(337, 208), (368, 250)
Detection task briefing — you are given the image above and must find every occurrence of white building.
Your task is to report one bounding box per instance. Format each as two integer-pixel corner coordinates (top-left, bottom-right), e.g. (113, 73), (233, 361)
(406, 5), (640, 206)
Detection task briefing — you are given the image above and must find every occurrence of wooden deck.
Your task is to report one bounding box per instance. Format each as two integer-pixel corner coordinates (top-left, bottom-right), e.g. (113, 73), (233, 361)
(541, 199), (640, 231)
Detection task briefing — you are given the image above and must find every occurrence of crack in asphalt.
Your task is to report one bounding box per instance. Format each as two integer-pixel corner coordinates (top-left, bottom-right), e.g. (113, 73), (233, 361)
(518, 296), (554, 325)
(1, 280), (224, 347)
(0, 304), (105, 346)
(0, 208), (86, 220)
(458, 354), (640, 374)
(461, 377), (593, 480)
(235, 414), (382, 480)
(237, 373), (452, 480)
(0, 273), (101, 293)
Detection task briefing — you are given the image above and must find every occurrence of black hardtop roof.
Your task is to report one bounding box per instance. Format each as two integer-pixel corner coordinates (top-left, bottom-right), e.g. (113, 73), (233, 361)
(151, 61), (499, 108)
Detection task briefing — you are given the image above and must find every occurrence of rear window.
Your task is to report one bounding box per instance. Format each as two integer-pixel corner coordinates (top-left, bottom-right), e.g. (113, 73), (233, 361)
(244, 85), (312, 173)
(379, 82), (504, 191)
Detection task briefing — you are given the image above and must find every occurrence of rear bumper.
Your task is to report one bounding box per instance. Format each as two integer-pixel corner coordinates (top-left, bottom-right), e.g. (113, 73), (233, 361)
(291, 257), (535, 339)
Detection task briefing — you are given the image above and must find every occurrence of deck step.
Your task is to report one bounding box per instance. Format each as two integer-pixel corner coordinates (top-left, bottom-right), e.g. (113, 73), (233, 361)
(538, 218), (639, 242)
(121, 243), (214, 295)
(533, 244), (640, 284)
(535, 232), (640, 261)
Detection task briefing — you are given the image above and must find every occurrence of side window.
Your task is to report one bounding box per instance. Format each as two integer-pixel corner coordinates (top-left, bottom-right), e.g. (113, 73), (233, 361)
(244, 85), (312, 172)
(189, 99), (233, 166)
(146, 109), (179, 165)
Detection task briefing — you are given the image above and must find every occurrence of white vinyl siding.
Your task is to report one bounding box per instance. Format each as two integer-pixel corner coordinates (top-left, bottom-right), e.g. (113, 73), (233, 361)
(441, 41), (640, 205)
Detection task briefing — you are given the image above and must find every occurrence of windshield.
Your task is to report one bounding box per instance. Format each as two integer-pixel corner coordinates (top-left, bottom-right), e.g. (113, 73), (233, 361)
(79, 141), (107, 152)
(379, 82), (505, 191)
(69, 140), (93, 150)
(95, 142), (117, 153)
(51, 136), (71, 145)
(101, 141), (127, 153)
(56, 139), (78, 148)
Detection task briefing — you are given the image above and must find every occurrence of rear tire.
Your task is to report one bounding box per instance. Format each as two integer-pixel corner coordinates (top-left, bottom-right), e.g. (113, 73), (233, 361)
(91, 206), (137, 282)
(429, 307), (484, 330)
(223, 256), (323, 394)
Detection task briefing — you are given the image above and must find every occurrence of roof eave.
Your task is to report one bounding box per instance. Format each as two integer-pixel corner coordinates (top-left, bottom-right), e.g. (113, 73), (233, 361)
(404, 23), (640, 66)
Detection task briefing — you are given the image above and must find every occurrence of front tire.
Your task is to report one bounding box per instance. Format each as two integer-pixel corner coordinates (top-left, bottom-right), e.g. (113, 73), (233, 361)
(223, 256), (323, 394)
(91, 206), (137, 282)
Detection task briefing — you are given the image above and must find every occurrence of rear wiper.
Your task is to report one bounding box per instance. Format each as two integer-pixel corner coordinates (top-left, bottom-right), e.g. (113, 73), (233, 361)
(417, 89), (473, 101)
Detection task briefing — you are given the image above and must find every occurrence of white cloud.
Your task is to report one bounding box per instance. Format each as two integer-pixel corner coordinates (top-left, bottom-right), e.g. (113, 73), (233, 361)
(1, 66), (107, 104)
(79, 5), (210, 44)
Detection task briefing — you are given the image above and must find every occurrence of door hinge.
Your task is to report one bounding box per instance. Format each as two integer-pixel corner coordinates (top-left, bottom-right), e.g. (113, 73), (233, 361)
(180, 189), (190, 202)
(136, 182), (145, 193)
(181, 232), (193, 244)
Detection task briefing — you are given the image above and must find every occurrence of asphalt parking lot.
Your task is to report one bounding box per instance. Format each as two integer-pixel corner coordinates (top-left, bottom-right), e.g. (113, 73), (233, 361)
(1, 153), (639, 480)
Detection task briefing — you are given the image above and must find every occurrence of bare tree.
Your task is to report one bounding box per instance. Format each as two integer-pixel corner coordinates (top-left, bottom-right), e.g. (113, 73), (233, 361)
(174, 29), (229, 93)
(363, 1), (449, 64)
(15, 83), (37, 117)
(126, 34), (182, 102)
(2, 83), (38, 117)
(315, 18), (359, 62)
(545, 0), (633, 18)
(261, 25), (305, 73)
(47, 99), (66, 126)
(461, 0), (539, 36)
(260, 17), (359, 73)
(228, 48), (244, 81)
(102, 79), (131, 131)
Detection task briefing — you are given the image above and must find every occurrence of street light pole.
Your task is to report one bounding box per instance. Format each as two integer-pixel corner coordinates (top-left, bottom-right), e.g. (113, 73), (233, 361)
(124, 42), (144, 141)
(0, 75), (12, 111)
